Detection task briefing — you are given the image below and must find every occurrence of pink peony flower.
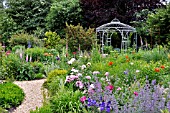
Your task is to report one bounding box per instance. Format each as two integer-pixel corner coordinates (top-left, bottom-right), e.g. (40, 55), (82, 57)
(134, 91), (138, 96)
(80, 96), (86, 103)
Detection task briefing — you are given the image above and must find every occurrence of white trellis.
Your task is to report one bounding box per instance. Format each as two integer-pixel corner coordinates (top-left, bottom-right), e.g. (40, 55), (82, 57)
(96, 18), (137, 53)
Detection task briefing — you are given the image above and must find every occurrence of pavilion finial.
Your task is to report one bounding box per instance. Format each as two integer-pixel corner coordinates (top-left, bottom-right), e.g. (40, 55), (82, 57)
(111, 18), (120, 23)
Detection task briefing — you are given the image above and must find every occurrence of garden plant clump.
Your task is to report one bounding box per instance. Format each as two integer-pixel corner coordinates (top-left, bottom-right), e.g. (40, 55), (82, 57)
(0, 82), (25, 111)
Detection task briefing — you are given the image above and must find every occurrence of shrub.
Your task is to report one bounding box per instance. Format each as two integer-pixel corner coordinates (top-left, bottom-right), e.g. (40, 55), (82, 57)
(43, 69), (67, 95)
(9, 32), (41, 48)
(1, 53), (45, 81)
(44, 31), (60, 49)
(0, 82), (25, 109)
(47, 69), (67, 81)
(65, 23), (96, 52)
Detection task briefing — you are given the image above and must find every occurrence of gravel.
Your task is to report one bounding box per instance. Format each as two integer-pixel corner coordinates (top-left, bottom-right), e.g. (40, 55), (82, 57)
(12, 79), (46, 113)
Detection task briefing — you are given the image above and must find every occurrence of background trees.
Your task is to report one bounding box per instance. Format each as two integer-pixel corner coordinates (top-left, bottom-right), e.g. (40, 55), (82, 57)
(80, 0), (164, 28)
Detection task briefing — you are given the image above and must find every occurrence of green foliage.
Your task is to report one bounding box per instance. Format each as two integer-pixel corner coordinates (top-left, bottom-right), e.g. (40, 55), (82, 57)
(44, 31), (61, 49)
(0, 11), (18, 44)
(49, 82), (83, 113)
(147, 4), (170, 45)
(47, 69), (67, 83)
(5, 0), (52, 35)
(0, 82), (25, 109)
(11, 45), (25, 53)
(30, 105), (52, 113)
(66, 23), (96, 52)
(1, 53), (45, 81)
(25, 47), (46, 62)
(9, 32), (41, 48)
(46, 0), (83, 36)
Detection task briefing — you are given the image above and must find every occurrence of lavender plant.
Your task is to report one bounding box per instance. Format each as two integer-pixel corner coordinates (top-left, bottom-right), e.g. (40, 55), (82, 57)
(81, 78), (170, 113)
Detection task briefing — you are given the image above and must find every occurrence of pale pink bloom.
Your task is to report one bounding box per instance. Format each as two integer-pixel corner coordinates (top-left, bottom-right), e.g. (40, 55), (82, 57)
(76, 81), (84, 89)
(65, 76), (71, 83)
(85, 76), (91, 80)
(70, 75), (78, 81)
(20, 53), (22, 59)
(117, 87), (122, 91)
(105, 72), (109, 76)
(80, 96), (86, 103)
(93, 71), (100, 75)
(88, 88), (95, 94)
(26, 54), (28, 62)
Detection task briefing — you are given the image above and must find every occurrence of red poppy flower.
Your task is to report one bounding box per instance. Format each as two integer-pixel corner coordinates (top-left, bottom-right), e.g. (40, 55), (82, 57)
(125, 55), (129, 59)
(155, 68), (160, 72)
(108, 61), (113, 66)
(160, 65), (165, 69)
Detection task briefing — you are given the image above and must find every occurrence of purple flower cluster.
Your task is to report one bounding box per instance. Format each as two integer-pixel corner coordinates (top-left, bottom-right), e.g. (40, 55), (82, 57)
(81, 79), (170, 113)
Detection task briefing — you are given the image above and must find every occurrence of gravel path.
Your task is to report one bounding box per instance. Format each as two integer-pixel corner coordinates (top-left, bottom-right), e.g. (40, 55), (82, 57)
(12, 79), (46, 113)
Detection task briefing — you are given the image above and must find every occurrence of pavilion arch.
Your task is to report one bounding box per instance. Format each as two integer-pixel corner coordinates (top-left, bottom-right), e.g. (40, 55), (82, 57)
(96, 18), (137, 53)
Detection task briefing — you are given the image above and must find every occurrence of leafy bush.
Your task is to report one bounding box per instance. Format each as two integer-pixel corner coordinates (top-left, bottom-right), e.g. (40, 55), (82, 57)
(1, 53), (45, 81)
(47, 69), (67, 82)
(43, 69), (67, 94)
(46, 0), (83, 36)
(65, 23), (96, 52)
(9, 32), (41, 48)
(44, 31), (60, 49)
(0, 82), (25, 109)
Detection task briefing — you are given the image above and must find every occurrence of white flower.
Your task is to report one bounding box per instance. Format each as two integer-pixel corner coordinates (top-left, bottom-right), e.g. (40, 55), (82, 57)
(130, 62), (134, 65)
(87, 62), (91, 66)
(136, 70), (140, 73)
(81, 65), (86, 70)
(71, 68), (79, 73)
(89, 84), (95, 89)
(77, 73), (82, 77)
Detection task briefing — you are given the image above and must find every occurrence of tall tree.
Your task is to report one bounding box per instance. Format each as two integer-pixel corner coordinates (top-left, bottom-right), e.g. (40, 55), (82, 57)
(80, 0), (164, 28)
(5, 0), (52, 35)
